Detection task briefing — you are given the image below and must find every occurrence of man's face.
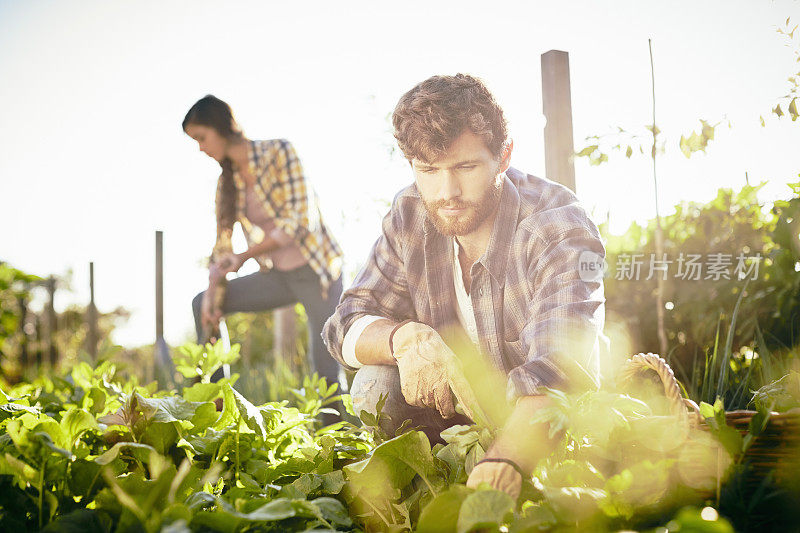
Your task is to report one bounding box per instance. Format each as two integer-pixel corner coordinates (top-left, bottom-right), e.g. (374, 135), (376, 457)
(413, 130), (510, 237)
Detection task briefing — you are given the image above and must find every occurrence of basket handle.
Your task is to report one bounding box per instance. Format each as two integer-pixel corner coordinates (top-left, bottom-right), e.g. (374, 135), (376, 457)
(619, 352), (700, 426)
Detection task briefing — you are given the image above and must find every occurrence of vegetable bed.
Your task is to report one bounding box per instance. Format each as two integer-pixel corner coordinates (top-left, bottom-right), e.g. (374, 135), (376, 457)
(0, 342), (796, 532)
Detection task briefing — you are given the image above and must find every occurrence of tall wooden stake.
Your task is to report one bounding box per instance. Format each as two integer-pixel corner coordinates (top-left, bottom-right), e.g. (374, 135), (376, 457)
(542, 50), (577, 192)
(649, 39), (668, 358)
(274, 306), (297, 373)
(156, 232), (164, 341)
(88, 262), (98, 360)
(46, 276), (57, 367)
(155, 230), (173, 387)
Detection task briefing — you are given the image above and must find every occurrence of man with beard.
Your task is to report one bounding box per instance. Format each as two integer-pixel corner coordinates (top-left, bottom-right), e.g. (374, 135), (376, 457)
(322, 74), (607, 499)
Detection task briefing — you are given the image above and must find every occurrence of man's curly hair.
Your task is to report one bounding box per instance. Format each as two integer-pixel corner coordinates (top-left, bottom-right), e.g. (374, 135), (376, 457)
(392, 74), (508, 163)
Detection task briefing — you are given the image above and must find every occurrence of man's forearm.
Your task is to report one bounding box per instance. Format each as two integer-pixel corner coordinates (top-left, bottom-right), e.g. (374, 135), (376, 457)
(353, 319), (399, 366)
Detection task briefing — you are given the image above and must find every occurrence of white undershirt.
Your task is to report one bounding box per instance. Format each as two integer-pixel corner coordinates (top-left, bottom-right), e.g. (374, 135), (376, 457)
(341, 237), (479, 368)
(451, 237), (479, 345)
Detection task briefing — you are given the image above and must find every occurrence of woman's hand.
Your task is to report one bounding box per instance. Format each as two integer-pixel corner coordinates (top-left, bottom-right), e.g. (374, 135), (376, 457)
(211, 253), (245, 280)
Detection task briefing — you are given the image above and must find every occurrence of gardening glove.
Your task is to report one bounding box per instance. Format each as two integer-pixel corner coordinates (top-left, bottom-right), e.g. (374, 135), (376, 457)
(466, 459), (522, 501)
(391, 321), (457, 418)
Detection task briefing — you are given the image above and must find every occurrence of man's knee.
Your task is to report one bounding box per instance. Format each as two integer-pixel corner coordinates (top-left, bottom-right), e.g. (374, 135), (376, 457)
(350, 365), (411, 430)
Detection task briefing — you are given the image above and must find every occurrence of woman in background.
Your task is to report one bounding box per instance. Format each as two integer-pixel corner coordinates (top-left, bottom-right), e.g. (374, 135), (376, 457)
(183, 95), (344, 408)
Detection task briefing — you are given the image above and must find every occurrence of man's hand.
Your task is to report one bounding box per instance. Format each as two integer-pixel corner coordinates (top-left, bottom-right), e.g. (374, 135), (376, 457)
(391, 322), (457, 418)
(466, 460), (522, 501)
(466, 395), (553, 501)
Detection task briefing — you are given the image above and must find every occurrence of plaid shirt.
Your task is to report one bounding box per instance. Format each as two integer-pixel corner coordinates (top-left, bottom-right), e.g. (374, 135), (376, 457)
(211, 139), (343, 298)
(323, 168), (607, 400)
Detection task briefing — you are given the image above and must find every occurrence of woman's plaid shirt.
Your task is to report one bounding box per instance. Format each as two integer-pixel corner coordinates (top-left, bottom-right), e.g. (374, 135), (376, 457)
(323, 168), (607, 400)
(211, 139), (343, 298)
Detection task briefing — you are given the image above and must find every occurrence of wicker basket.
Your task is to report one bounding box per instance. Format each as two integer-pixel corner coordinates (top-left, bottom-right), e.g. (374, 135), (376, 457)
(619, 352), (800, 491)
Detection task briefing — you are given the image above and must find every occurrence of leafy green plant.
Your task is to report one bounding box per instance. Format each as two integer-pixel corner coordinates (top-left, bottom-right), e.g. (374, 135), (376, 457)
(0, 338), (797, 531)
(174, 341), (241, 384)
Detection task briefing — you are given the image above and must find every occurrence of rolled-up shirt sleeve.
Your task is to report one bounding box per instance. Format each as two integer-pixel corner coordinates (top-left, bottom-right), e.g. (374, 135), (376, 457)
(506, 227), (607, 401)
(322, 196), (417, 370)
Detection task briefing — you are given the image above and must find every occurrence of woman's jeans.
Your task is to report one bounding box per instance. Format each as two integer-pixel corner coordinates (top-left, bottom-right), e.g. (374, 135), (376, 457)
(192, 265), (343, 390)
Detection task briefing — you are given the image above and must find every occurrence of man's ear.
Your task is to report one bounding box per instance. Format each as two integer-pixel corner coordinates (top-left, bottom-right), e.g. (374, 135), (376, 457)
(499, 139), (513, 173)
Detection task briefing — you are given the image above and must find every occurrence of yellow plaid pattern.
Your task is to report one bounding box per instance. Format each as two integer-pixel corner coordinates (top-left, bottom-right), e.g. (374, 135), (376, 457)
(212, 139), (343, 298)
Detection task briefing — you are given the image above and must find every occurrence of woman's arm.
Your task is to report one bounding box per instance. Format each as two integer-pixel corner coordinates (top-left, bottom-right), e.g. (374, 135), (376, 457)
(215, 233), (283, 274)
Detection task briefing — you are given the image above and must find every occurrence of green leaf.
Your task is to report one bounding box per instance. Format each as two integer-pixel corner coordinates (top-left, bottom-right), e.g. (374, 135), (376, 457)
(604, 468), (633, 493)
(0, 402), (40, 422)
(229, 386), (267, 439)
(174, 341), (241, 382)
(541, 486), (607, 522)
(60, 408), (97, 448)
(417, 485), (472, 533)
(88, 387), (108, 415)
(456, 489), (514, 533)
(41, 509), (113, 533)
(182, 382), (222, 402)
(213, 382), (239, 430)
(0, 452), (38, 484)
(512, 504), (558, 531)
(95, 442), (158, 465)
(67, 459), (103, 498)
(141, 421), (179, 455)
(667, 506), (734, 532)
(715, 425), (744, 458)
(190, 511), (242, 533)
(280, 473), (320, 499)
(179, 427), (230, 459)
(190, 402), (219, 434)
(344, 430), (438, 501)
(680, 135), (691, 158)
(699, 401), (715, 420)
(701, 119), (715, 140)
(135, 394), (210, 425)
(310, 497), (352, 528)
(28, 418), (69, 453)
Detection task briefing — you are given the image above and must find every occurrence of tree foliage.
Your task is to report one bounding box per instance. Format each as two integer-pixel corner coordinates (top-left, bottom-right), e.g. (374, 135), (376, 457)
(603, 181), (800, 383)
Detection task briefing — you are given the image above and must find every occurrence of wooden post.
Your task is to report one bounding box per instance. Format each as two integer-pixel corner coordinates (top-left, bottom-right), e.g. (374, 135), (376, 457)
(273, 306), (297, 373)
(45, 276), (58, 367)
(35, 314), (43, 368)
(87, 262), (98, 360)
(17, 294), (29, 369)
(541, 50), (576, 192)
(156, 232), (164, 341)
(154, 230), (173, 387)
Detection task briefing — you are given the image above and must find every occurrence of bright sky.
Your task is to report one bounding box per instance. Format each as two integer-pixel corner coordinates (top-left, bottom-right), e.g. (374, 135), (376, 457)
(2, 0), (799, 348)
